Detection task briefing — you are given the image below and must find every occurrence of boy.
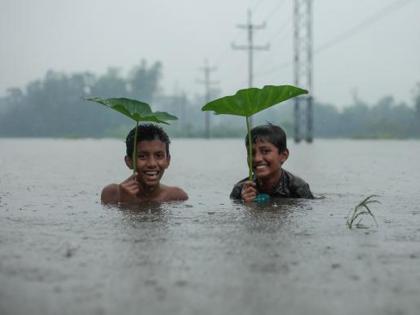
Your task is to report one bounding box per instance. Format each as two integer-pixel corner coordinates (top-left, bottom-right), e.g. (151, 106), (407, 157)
(230, 123), (313, 202)
(101, 124), (188, 204)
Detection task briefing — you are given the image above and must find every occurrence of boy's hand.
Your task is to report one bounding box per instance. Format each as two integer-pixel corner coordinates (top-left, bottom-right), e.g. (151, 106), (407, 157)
(118, 173), (140, 202)
(241, 181), (257, 203)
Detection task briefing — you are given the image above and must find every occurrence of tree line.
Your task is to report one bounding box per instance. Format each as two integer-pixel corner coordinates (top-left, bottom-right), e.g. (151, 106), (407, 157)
(0, 61), (419, 139)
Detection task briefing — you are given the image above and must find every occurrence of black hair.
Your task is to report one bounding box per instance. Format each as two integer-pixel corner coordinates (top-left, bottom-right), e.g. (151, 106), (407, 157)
(245, 123), (287, 153)
(126, 124), (170, 157)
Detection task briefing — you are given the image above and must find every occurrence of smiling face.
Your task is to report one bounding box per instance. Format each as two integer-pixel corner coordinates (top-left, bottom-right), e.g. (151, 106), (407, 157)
(251, 139), (289, 180)
(125, 140), (170, 190)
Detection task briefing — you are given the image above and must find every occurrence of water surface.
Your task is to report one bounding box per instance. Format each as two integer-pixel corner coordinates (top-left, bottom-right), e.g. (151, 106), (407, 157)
(1, 138), (420, 315)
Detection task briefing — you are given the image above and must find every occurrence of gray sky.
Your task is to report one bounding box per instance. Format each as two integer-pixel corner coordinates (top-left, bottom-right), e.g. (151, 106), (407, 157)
(1, 0), (419, 107)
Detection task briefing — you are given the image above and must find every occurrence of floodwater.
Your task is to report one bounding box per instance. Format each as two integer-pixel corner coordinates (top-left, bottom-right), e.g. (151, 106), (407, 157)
(1, 138), (420, 315)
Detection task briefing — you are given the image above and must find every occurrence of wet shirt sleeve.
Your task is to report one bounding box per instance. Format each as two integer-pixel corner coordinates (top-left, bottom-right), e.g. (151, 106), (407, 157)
(285, 170), (314, 199)
(230, 178), (248, 200)
(294, 183), (314, 199)
(230, 182), (243, 199)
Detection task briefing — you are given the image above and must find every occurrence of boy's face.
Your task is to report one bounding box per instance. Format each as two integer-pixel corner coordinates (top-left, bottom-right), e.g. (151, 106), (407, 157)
(125, 140), (170, 189)
(250, 139), (288, 179)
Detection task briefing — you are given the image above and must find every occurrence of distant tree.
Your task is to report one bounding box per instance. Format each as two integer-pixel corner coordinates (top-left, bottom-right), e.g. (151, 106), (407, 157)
(90, 67), (127, 98)
(0, 61), (164, 137)
(0, 63), (418, 139)
(412, 83), (420, 136)
(414, 83), (420, 120)
(314, 102), (341, 137)
(128, 60), (162, 102)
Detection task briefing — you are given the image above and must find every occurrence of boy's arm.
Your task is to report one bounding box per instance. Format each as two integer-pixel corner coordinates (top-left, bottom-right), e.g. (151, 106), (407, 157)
(166, 186), (189, 201)
(295, 183), (314, 199)
(101, 174), (140, 204)
(287, 171), (314, 199)
(101, 184), (120, 204)
(230, 178), (248, 199)
(241, 181), (257, 203)
(230, 180), (257, 203)
(229, 184), (243, 199)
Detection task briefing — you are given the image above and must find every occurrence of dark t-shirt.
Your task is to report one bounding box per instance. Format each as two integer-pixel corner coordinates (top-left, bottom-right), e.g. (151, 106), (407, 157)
(230, 169), (314, 200)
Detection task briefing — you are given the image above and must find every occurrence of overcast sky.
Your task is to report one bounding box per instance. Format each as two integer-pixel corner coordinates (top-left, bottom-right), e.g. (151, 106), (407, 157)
(1, 0), (419, 107)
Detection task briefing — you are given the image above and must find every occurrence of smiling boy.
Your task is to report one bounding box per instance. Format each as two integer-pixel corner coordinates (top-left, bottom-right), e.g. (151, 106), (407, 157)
(101, 124), (188, 204)
(230, 123), (313, 202)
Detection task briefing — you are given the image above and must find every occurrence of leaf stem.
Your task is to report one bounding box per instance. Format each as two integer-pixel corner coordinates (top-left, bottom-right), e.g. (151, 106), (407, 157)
(132, 121), (139, 175)
(246, 116), (253, 181)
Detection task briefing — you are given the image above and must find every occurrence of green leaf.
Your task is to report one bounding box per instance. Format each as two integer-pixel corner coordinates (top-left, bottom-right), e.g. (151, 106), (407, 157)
(86, 97), (177, 124)
(201, 85), (308, 117)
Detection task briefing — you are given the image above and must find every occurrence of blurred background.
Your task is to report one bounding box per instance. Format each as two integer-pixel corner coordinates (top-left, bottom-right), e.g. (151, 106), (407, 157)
(0, 0), (419, 139)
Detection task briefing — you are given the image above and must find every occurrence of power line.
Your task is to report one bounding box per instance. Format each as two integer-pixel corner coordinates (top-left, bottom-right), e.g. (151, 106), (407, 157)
(214, 1), (287, 88)
(254, 59), (292, 79)
(315, 0), (415, 54)
(250, 0), (266, 13)
(261, 0), (287, 23)
(254, 0), (415, 80)
(257, 11), (292, 48)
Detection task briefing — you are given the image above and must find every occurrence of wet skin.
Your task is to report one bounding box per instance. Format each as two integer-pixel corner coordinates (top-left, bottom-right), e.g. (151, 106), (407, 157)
(124, 139), (170, 193)
(241, 139), (289, 203)
(101, 140), (188, 204)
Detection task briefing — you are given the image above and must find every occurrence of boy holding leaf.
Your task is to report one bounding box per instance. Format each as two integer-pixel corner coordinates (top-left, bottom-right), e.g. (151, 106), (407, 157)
(230, 123), (314, 202)
(101, 124), (188, 204)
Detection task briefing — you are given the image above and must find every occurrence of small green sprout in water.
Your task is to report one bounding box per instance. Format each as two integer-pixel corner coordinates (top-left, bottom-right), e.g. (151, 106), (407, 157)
(346, 195), (381, 229)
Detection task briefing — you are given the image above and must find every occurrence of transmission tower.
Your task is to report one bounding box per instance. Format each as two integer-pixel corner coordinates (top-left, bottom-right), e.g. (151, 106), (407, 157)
(293, 0), (313, 143)
(197, 60), (218, 138)
(232, 9), (269, 127)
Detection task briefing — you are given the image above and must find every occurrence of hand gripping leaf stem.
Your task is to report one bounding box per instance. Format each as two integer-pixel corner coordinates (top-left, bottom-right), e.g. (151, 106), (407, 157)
(201, 85), (308, 180)
(86, 97), (177, 174)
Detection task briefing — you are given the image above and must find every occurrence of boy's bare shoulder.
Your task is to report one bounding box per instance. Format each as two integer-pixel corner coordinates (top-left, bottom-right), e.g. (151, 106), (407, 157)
(160, 185), (188, 201)
(101, 184), (120, 204)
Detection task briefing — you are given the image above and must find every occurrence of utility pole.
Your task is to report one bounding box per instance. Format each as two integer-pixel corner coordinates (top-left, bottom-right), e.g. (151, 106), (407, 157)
(197, 60), (218, 138)
(232, 9), (269, 127)
(293, 0), (313, 143)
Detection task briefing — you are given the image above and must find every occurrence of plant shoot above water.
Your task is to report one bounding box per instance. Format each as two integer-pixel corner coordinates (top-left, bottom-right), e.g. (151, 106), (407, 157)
(346, 195), (381, 229)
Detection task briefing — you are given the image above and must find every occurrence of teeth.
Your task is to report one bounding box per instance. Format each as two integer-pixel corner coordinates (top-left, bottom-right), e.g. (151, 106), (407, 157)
(145, 171), (158, 176)
(255, 165), (267, 169)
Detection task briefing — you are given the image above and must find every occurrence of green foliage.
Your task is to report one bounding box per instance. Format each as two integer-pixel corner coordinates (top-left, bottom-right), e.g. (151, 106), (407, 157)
(346, 195), (380, 229)
(85, 97), (177, 124)
(201, 85), (308, 117)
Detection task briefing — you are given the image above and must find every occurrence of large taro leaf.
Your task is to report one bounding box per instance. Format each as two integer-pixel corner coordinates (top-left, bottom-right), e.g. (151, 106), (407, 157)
(201, 85), (308, 117)
(86, 97), (177, 124)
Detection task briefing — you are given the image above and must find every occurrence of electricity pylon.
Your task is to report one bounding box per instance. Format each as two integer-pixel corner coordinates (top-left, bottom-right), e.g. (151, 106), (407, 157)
(294, 0), (313, 143)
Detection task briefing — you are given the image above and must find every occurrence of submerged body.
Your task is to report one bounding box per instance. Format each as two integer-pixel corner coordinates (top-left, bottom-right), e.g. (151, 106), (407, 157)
(231, 124), (313, 203)
(102, 181), (188, 204)
(230, 169), (313, 200)
(101, 125), (188, 205)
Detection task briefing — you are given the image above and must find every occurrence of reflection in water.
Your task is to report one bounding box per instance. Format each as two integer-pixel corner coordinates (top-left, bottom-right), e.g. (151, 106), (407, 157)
(240, 198), (305, 215)
(2, 139), (420, 315)
(117, 201), (168, 223)
(233, 198), (310, 233)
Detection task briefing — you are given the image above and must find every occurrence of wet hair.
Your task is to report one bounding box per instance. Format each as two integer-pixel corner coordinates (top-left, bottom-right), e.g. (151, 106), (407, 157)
(245, 123), (287, 153)
(126, 124), (171, 157)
